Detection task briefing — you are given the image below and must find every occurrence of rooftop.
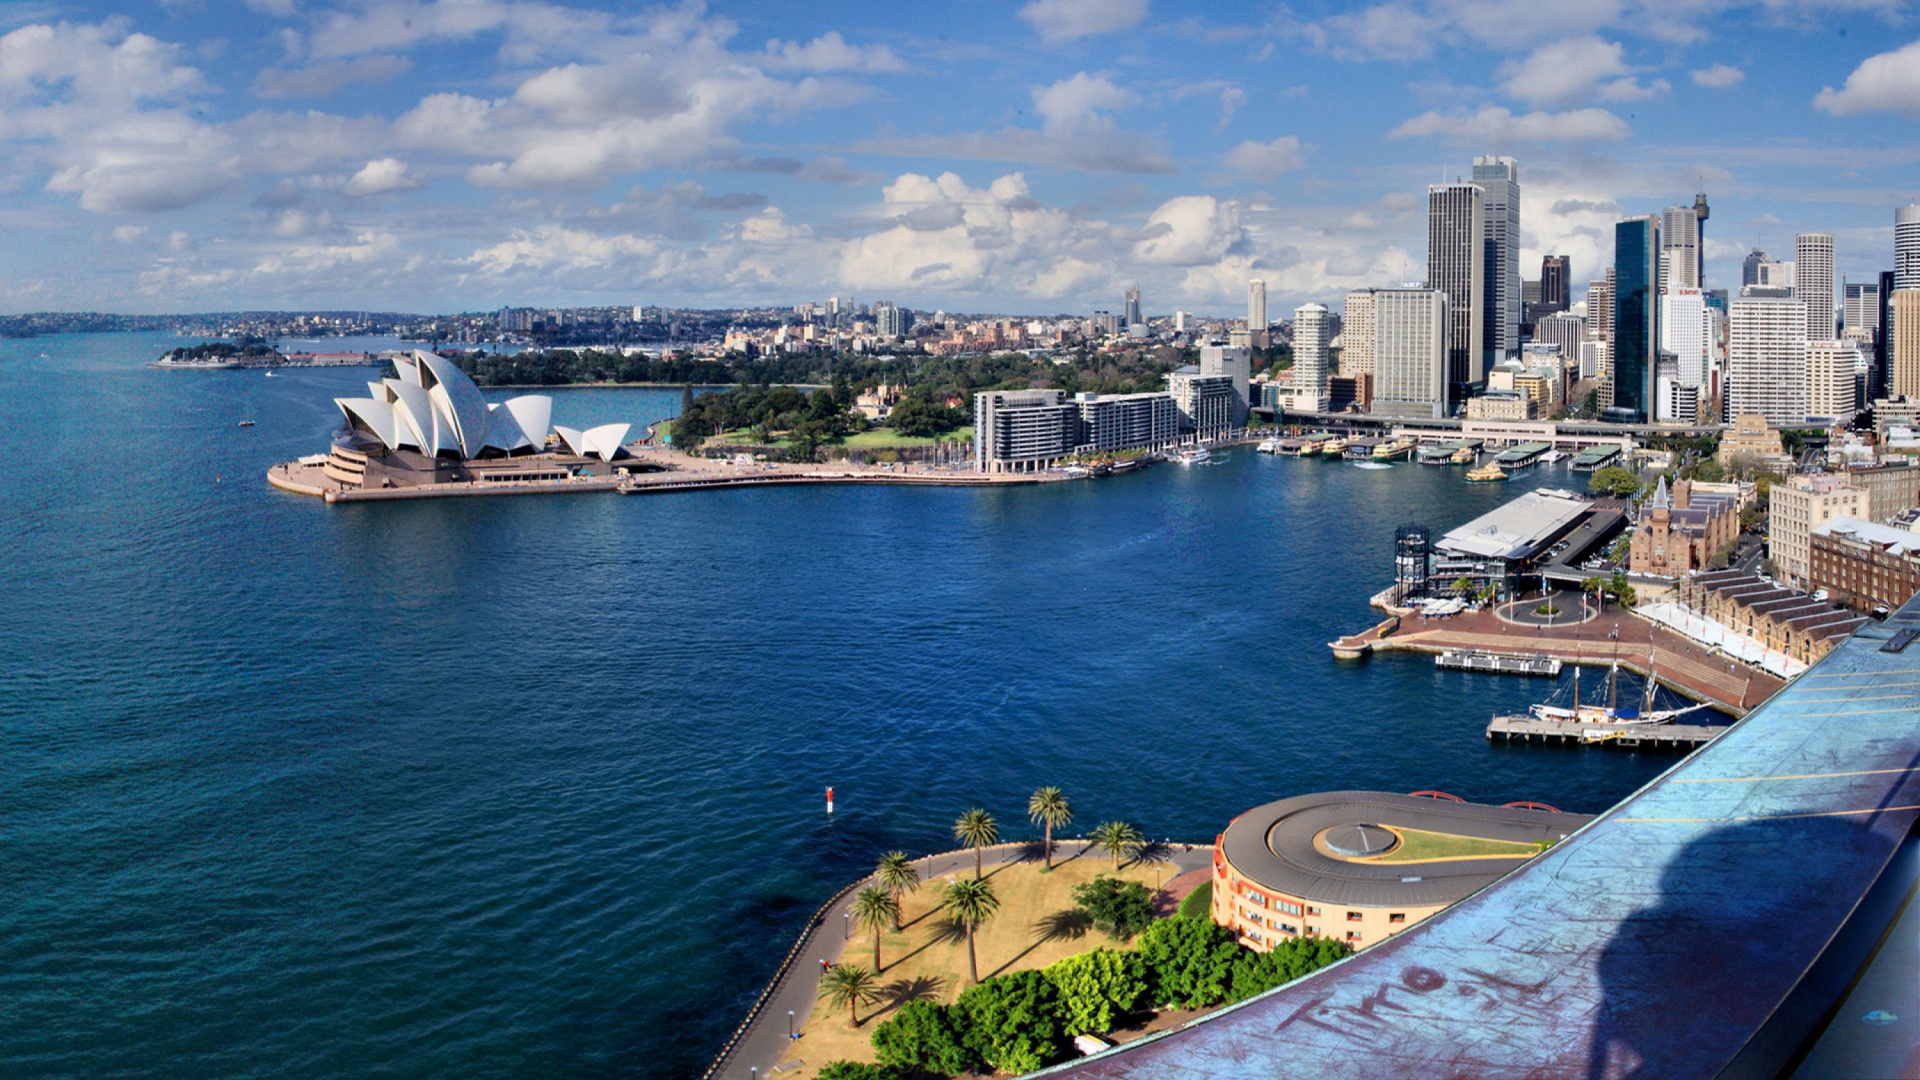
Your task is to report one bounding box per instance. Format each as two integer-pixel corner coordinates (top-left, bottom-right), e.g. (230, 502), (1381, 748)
(1435, 490), (1593, 560)
(1815, 516), (1920, 556)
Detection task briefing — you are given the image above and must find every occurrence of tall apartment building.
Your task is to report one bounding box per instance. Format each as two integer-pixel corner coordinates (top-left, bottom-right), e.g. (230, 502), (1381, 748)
(1472, 156), (1521, 365)
(1198, 343), (1251, 425)
(1728, 296), (1809, 427)
(1897, 204), (1920, 291)
(1796, 233), (1837, 344)
(1895, 290), (1920, 399)
(1535, 312), (1585, 366)
(1613, 215), (1661, 422)
(1286, 303), (1332, 411)
(1771, 474), (1869, 588)
(1540, 255), (1571, 314)
(1340, 290), (1376, 376)
(1428, 182), (1485, 411)
(1807, 340), (1862, 422)
(1167, 370), (1237, 440)
(973, 390), (1079, 473)
(1844, 280), (1882, 340)
(1074, 392), (1181, 454)
(1588, 272), (1614, 344)
(1248, 279), (1268, 336)
(1123, 284), (1142, 328)
(1661, 205), (1701, 290)
(1368, 288), (1450, 419)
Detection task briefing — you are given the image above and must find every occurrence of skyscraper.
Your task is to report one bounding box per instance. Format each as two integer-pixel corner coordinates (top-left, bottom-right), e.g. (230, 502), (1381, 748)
(1613, 215), (1661, 422)
(1587, 274), (1614, 344)
(1693, 193), (1710, 288)
(1288, 303), (1331, 411)
(1898, 205), (1920, 291)
(1123, 284), (1142, 328)
(1796, 232), (1836, 343)
(1368, 289), (1450, 419)
(1877, 270), (1896, 399)
(1728, 296), (1808, 426)
(1540, 255), (1570, 315)
(1660, 206), (1701, 290)
(1895, 290), (1920, 399)
(1743, 249), (1769, 288)
(1341, 290), (1376, 376)
(1248, 279), (1267, 343)
(1427, 182), (1485, 411)
(1472, 156), (1520, 366)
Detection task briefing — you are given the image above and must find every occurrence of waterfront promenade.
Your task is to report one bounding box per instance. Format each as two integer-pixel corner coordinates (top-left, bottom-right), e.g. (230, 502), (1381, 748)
(1331, 605), (1784, 714)
(711, 840), (1212, 1080)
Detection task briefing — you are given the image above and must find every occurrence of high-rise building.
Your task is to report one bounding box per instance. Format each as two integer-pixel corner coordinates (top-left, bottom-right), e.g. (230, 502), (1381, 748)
(1587, 274), (1614, 344)
(1540, 255), (1571, 314)
(1536, 312), (1585, 364)
(1198, 343), (1250, 425)
(1897, 205), (1920, 291)
(1845, 280), (1882, 340)
(1728, 296), (1809, 427)
(1808, 340), (1863, 421)
(1661, 288), (1711, 413)
(972, 390), (1078, 473)
(1341, 290), (1376, 376)
(1895, 290), (1920, 399)
(1797, 233), (1837, 344)
(1248, 279), (1268, 337)
(1612, 215), (1661, 422)
(1743, 249), (1769, 288)
(1123, 284), (1142, 328)
(1472, 156), (1520, 365)
(1428, 182), (1485, 411)
(1661, 206), (1701, 290)
(1286, 303), (1332, 412)
(1369, 288), (1450, 419)
(1876, 270), (1897, 398)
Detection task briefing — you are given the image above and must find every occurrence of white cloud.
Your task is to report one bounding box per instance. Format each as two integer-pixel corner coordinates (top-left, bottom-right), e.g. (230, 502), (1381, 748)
(760, 32), (904, 73)
(837, 172), (1106, 296)
(1691, 62), (1744, 88)
(110, 224), (147, 242)
(343, 157), (425, 196)
(1017, 0), (1149, 42)
(1389, 105), (1629, 143)
(1500, 36), (1666, 105)
(252, 55), (411, 98)
(1031, 72), (1133, 130)
(1815, 38), (1920, 116)
(859, 73), (1170, 174)
(1304, 3), (1444, 61)
(1133, 195), (1241, 266)
(1222, 137), (1306, 182)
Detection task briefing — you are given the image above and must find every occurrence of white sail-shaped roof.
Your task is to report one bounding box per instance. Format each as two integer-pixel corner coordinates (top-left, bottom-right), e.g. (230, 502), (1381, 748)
(335, 397), (399, 447)
(582, 423), (630, 460)
(499, 396), (551, 451)
(329, 349), (583, 459)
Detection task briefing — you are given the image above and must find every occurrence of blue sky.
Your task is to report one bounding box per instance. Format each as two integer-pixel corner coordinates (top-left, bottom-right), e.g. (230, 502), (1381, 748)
(2, 0), (1917, 315)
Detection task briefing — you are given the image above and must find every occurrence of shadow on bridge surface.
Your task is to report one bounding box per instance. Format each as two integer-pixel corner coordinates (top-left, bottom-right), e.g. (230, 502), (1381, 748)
(1039, 598), (1920, 1080)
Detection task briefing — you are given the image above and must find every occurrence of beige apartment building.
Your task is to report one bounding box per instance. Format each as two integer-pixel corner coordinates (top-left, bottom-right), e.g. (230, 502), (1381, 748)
(1771, 474), (1869, 588)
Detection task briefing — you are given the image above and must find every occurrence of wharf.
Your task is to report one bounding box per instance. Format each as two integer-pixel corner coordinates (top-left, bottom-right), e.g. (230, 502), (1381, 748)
(1495, 441), (1552, 469)
(1436, 650), (1563, 676)
(1570, 444), (1622, 472)
(1486, 713), (1721, 749)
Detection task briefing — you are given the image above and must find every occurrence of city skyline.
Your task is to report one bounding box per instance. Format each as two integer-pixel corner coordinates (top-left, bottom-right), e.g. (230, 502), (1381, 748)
(3, 1), (1920, 314)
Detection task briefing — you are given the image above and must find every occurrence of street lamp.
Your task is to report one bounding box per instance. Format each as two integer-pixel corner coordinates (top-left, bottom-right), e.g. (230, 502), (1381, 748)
(843, 912), (849, 940)
(788, 1010), (796, 1039)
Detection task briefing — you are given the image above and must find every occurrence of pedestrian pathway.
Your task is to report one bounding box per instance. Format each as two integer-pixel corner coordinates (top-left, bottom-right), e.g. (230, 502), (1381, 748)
(710, 840), (1213, 1080)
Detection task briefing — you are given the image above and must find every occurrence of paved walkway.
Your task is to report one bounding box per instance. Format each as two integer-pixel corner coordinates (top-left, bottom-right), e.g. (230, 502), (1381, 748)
(712, 840), (1214, 1080)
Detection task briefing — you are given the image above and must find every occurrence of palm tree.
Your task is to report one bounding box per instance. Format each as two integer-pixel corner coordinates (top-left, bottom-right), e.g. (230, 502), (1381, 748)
(850, 886), (899, 972)
(941, 879), (1001, 985)
(818, 963), (882, 1027)
(952, 808), (999, 880)
(874, 851), (920, 930)
(1090, 820), (1145, 870)
(1027, 786), (1072, 870)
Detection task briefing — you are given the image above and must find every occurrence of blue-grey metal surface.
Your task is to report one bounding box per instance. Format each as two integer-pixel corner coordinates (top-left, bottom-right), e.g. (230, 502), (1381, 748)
(1043, 601), (1920, 1079)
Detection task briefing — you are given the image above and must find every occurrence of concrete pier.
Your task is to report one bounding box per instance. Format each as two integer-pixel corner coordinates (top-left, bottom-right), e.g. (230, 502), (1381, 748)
(1486, 713), (1722, 749)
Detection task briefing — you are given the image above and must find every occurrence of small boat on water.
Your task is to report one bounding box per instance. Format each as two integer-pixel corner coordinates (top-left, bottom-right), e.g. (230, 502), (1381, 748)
(1318, 437), (1348, 457)
(1351, 461), (1393, 470)
(1529, 662), (1710, 726)
(1256, 438), (1283, 454)
(238, 420), (256, 427)
(1373, 437), (1416, 461)
(1109, 459), (1137, 474)
(1465, 463), (1507, 482)
(1451, 445), (1478, 464)
(1174, 448), (1212, 466)
(1539, 449), (1566, 464)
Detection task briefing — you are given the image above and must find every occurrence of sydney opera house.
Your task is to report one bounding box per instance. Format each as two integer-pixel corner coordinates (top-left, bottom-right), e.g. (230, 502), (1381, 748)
(292, 349), (635, 494)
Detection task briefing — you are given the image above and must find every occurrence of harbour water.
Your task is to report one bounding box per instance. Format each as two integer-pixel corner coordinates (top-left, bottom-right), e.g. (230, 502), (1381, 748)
(3, 333), (1681, 1079)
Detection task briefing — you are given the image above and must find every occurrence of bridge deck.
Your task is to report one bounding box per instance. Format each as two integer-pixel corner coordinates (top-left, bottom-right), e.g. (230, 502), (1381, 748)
(1045, 600), (1920, 1079)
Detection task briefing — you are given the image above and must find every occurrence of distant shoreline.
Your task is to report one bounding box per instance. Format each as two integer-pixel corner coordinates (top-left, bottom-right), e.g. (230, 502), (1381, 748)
(473, 381), (827, 390)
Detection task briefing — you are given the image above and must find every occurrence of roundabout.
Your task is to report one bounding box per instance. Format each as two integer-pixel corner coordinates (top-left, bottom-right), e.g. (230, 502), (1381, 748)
(1495, 590), (1600, 628)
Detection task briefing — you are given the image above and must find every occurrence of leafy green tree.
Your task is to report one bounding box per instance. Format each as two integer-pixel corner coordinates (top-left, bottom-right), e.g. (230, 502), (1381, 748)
(941, 878), (1001, 985)
(819, 963), (883, 1027)
(1089, 820), (1145, 870)
(1228, 936), (1350, 1002)
(1045, 948), (1147, 1034)
(1588, 466), (1642, 497)
(679, 383), (695, 419)
(1072, 876), (1155, 940)
(815, 1062), (901, 1080)
(955, 969), (1069, 1073)
(1135, 915), (1243, 1009)
(874, 851), (920, 930)
(850, 886), (900, 971)
(870, 1000), (978, 1075)
(952, 808), (999, 879)
(1028, 786), (1072, 870)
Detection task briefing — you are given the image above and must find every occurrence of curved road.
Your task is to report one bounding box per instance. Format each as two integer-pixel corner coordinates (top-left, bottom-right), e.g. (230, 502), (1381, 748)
(714, 839), (1214, 1080)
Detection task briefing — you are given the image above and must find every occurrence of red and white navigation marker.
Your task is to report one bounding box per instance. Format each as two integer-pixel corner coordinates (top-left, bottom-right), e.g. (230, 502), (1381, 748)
(826, 786), (835, 814)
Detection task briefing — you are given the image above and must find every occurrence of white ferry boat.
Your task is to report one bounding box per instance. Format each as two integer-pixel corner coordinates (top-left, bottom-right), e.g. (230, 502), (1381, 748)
(1174, 448), (1212, 466)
